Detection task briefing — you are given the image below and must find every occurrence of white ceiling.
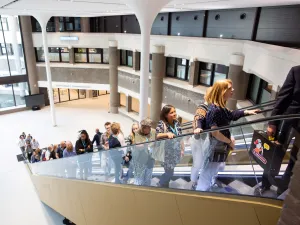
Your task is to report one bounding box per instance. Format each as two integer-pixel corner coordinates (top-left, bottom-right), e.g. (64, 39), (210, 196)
(0, 0), (300, 17)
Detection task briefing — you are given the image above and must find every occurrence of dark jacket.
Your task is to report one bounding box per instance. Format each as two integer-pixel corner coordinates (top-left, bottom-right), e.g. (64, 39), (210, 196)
(270, 66), (300, 126)
(108, 135), (121, 149)
(92, 132), (102, 146)
(75, 139), (93, 155)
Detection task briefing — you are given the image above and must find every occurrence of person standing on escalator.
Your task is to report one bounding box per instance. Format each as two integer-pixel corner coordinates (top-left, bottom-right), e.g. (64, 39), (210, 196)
(257, 66), (300, 195)
(75, 130), (93, 180)
(197, 79), (259, 191)
(156, 105), (184, 188)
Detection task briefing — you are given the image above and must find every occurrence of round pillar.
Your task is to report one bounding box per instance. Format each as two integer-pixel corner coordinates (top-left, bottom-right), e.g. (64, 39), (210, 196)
(150, 45), (165, 127)
(109, 40), (119, 114)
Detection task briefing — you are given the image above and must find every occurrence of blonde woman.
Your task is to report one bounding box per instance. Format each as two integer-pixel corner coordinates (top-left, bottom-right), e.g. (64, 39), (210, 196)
(128, 122), (139, 145)
(196, 79), (259, 191)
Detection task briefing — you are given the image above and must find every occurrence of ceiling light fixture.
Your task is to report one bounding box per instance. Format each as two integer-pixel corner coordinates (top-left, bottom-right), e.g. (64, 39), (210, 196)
(177, 33), (180, 36)
(220, 34), (223, 38)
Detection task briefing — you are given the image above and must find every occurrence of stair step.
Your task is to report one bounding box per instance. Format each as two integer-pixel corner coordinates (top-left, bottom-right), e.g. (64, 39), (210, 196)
(228, 180), (254, 195)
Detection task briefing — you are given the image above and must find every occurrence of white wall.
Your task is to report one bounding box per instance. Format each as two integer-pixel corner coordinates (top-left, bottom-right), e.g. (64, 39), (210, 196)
(32, 32), (300, 87)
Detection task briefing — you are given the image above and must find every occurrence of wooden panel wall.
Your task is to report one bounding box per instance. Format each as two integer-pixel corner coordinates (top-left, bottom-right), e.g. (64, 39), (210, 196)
(31, 174), (283, 225)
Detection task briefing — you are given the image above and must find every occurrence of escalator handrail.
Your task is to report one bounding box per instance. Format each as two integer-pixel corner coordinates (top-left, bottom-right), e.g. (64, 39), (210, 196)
(93, 114), (300, 152)
(32, 114), (300, 163)
(180, 100), (276, 127)
(181, 108), (273, 131)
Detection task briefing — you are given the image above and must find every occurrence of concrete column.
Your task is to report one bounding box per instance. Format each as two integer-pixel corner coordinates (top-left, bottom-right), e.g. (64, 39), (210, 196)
(109, 40), (118, 114)
(54, 17), (60, 32)
(188, 59), (200, 86)
(20, 16), (39, 94)
(69, 47), (74, 64)
(277, 130), (300, 225)
(80, 17), (90, 32)
(227, 53), (249, 110)
(133, 51), (140, 71)
(126, 95), (132, 112)
(150, 45), (165, 127)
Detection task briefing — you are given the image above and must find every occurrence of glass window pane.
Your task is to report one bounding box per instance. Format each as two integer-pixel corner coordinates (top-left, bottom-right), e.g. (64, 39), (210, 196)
(79, 90), (86, 99)
(49, 47), (60, 62)
(75, 49), (87, 63)
(0, 84), (15, 109)
(121, 50), (126, 65)
(213, 72), (227, 84)
(61, 48), (69, 62)
(36, 47), (44, 61)
(59, 88), (69, 102)
(13, 82), (29, 106)
(166, 57), (176, 77)
(127, 51), (133, 67)
(259, 89), (271, 104)
(177, 65), (186, 80)
(0, 46), (10, 77)
(53, 88), (60, 103)
(66, 23), (74, 31)
(59, 22), (64, 32)
(89, 54), (101, 63)
(199, 70), (212, 85)
(248, 75), (261, 103)
(74, 17), (81, 31)
(69, 89), (79, 100)
(103, 49), (109, 63)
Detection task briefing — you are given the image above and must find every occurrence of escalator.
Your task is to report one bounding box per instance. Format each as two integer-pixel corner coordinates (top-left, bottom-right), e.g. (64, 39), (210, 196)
(26, 114), (299, 225)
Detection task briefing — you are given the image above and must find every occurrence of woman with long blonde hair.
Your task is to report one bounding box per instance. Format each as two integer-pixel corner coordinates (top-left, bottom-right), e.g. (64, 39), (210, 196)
(196, 79), (259, 191)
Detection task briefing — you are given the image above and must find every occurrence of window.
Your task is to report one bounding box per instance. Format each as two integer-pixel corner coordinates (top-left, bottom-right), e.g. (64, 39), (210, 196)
(48, 47), (60, 62)
(31, 17), (55, 32)
(60, 47), (69, 62)
(247, 74), (271, 104)
(59, 88), (70, 102)
(90, 17), (102, 32)
(120, 50), (133, 67)
(103, 48), (109, 63)
(166, 57), (190, 80)
(88, 48), (101, 63)
(0, 82), (29, 109)
(59, 17), (81, 32)
(0, 43), (13, 55)
(35, 47), (69, 62)
(74, 48), (87, 63)
(149, 54), (152, 73)
(0, 17), (9, 31)
(198, 63), (228, 86)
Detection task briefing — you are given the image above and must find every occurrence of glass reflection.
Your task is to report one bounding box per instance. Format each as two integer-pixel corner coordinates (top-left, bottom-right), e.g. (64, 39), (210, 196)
(13, 82), (29, 106)
(0, 84), (14, 109)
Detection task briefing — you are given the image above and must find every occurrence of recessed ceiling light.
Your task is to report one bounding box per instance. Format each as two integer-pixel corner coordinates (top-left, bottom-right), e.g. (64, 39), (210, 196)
(124, 30), (127, 33)
(220, 34), (223, 38)
(177, 33), (180, 36)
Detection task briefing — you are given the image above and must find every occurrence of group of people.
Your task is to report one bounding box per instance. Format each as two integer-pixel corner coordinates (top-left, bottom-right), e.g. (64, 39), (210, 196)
(19, 65), (300, 195)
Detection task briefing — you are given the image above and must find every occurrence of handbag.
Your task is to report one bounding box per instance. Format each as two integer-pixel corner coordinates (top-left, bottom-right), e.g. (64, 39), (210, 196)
(152, 122), (167, 162)
(209, 136), (229, 163)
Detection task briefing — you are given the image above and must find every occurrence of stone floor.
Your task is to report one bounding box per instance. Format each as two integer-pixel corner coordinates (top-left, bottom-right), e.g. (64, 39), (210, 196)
(0, 95), (135, 225)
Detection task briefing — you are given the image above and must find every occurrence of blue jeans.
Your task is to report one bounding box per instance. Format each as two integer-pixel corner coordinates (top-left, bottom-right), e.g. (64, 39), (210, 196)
(109, 150), (123, 184)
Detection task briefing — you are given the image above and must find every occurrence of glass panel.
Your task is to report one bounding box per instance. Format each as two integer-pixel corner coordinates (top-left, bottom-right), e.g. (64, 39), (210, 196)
(61, 47), (69, 62)
(103, 49), (109, 63)
(88, 49), (101, 63)
(13, 82), (29, 106)
(177, 65), (186, 79)
(36, 47), (45, 62)
(0, 84), (14, 108)
(75, 48), (87, 63)
(127, 51), (133, 67)
(248, 75), (261, 103)
(74, 17), (81, 31)
(0, 44), (10, 77)
(213, 72), (227, 84)
(59, 22), (64, 32)
(53, 88), (60, 103)
(199, 70), (212, 85)
(66, 23), (74, 31)
(59, 88), (69, 102)
(149, 54), (152, 73)
(79, 90), (86, 99)
(48, 47), (60, 62)
(69, 89), (79, 100)
(121, 50), (126, 65)
(166, 57), (175, 77)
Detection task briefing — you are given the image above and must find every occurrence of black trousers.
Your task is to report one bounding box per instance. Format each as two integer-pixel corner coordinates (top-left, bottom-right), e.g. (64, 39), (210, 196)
(262, 119), (299, 193)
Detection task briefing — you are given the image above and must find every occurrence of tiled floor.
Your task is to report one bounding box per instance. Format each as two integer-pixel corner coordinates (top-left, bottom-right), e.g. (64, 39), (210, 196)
(0, 95), (135, 225)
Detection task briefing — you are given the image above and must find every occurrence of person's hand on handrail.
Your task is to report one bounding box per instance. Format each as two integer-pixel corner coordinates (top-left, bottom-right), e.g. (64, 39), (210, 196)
(244, 109), (261, 115)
